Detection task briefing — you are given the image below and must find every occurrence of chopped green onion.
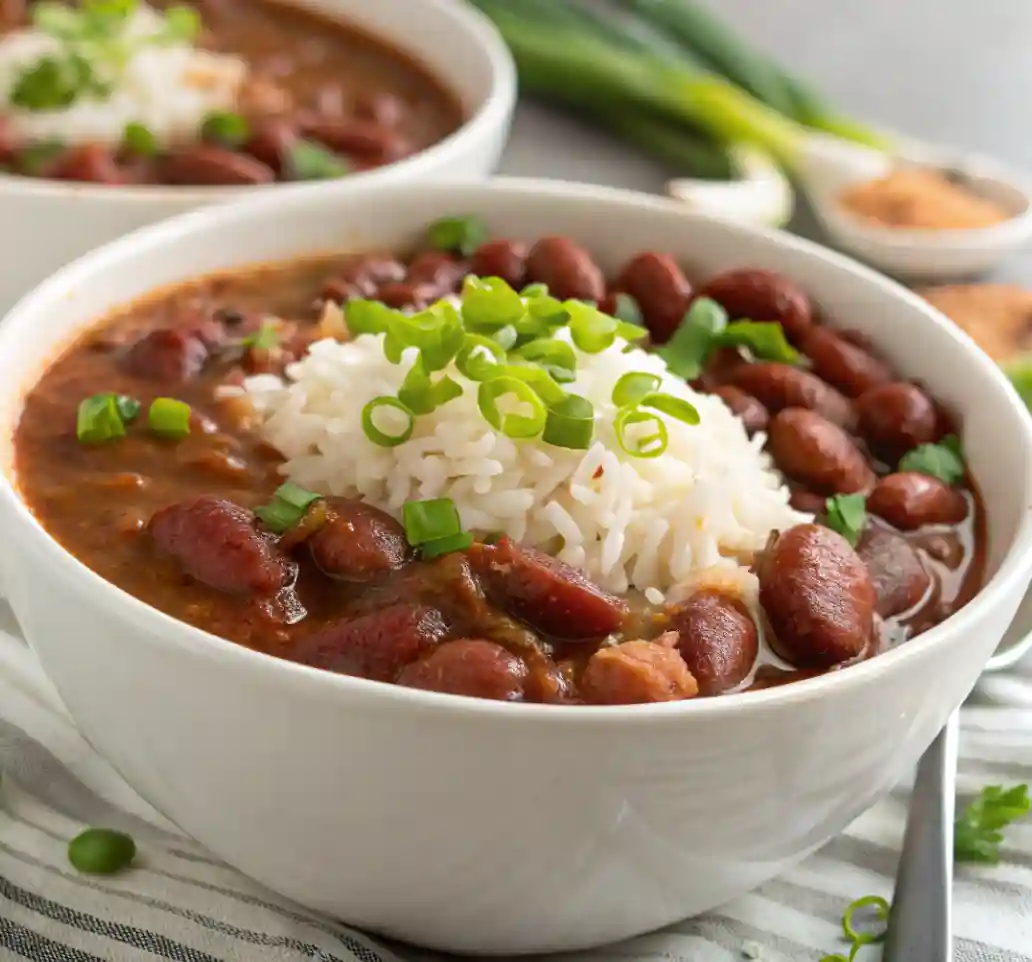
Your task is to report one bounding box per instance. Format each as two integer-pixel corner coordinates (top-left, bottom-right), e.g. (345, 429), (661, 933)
(612, 372), (661, 407)
(613, 293), (643, 327)
(523, 292), (569, 328)
(242, 321), (279, 350)
(200, 111), (250, 147)
(478, 376), (548, 439)
(421, 530), (475, 560)
(461, 276), (525, 332)
(519, 282), (549, 298)
(484, 364), (566, 405)
(616, 320), (649, 342)
(76, 393), (126, 444)
(716, 320), (800, 364)
(162, 4), (201, 42)
(427, 214), (488, 257)
(113, 395), (141, 422)
(10, 53), (103, 110)
(898, 435), (965, 485)
(614, 406), (669, 458)
(567, 300), (618, 353)
(492, 325), (519, 351)
(825, 493), (867, 547)
(361, 396), (415, 447)
(639, 392), (700, 425)
(657, 297), (728, 380)
(345, 299), (395, 335)
(512, 337), (577, 376)
(398, 360), (463, 415)
(147, 397), (191, 439)
(841, 895), (890, 945)
(122, 121), (157, 156)
(68, 828), (135, 875)
(254, 481), (322, 533)
(384, 304), (463, 370)
(286, 139), (349, 181)
(403, 497), (462, 546)
(543, 394), (595, 450)
(456, 334), (506, 381)
(16, 140), (66, 176)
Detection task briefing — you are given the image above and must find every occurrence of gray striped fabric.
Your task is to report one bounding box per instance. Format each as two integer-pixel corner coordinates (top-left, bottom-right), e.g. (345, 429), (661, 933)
(0, 631), (1030, 962)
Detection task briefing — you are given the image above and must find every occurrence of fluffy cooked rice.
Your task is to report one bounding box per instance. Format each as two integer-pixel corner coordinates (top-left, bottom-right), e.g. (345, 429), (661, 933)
(0, 5), (245, 148)
(241, 318), (810, 598)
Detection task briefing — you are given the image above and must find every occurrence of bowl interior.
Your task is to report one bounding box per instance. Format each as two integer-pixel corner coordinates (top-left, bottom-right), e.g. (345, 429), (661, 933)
(2, 178), (1030, 680)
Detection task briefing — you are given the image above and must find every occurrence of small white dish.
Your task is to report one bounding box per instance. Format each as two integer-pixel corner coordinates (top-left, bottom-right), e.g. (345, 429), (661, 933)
(0, 0), (516, 316)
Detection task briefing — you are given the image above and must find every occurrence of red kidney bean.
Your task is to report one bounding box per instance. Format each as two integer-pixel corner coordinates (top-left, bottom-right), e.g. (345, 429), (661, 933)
(160, 146), (275, 186)
(322, 253), (406, 302)
(615, 252), (693, 344)
(291, 604), (449, 682)
(767, 408), (875, 494)
(728, 362), (854, 428)
(123, 328), (208, 382)
(855, 382), (940, 460)
(353, 91), (405, 127)
(525, 236), (606, 302)
(799, 326), (892, 398)
(48, 144), (124, 184)
(243, 118), (297, 176)
(307, 498), (409, 582)
(857, 528), (931, 618)
(756, 523), (876, 668)
(790, 489), (828, 516)
(867, 472), (968, 531)
(696, 268), (814, 342)
(300, 118), (407, 164)
(470, 239), (528, 289)
(468, 537), (628, 640)
(149, 496), (290, 596)
(406, 250), (467, 295)
(398, 639), (529, 701)
(668, 590), (758, 695)
(581, 634), (698, 704)
(711, 385), (769, 435)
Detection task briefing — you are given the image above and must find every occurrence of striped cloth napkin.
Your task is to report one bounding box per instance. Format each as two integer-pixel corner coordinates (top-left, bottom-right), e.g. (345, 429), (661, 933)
(0, 618), (1030, 962)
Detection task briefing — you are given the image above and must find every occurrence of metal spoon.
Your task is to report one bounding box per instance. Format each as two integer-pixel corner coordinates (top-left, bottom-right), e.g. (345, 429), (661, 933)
(882, 597), (1032, 961)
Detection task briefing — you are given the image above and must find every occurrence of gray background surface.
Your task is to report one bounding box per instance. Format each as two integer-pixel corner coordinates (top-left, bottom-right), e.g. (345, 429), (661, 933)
(496, 0), (1032, 282)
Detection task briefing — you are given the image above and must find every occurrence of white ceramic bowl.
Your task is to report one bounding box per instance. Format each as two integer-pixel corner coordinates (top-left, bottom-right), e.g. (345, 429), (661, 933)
(1, 180), (1032, 956)
(0, 0), (515, 316)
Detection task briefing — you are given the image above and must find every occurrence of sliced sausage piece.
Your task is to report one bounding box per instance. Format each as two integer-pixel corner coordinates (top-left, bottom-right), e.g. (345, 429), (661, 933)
(468, 537), (628, 640)
(695, 268), (813, 342)
(149, 495), (289, 595)
(711, 385), (769, 435)
(855, 382), (940, 460)
(307, 498), (409, 582)
(470, 239), (528, 290)
(727, 362), (854, 428)
(857, 528), (932, 619)
(668, 590), (758, 695)
(615, 252), (693, 344)
(767, 408), (875, 495)
(756, 523), (875, 668)
(799, 326), (892, 398)
(123, 328), (208, 382)
(292, 603), (448, 681)
(397, 639), (528, 701)
(581, 634), (698, 705)
(867, 472), (968, 531)
(525, 237), (605, 303)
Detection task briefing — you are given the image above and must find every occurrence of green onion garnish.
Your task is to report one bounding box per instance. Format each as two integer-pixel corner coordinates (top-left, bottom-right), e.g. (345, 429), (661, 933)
(898, 435), (965, 485)
(242, 322), (280, 351)
(543, 394), (595, 450)
(512, 337), (577, 381)
(825, 493), (867, 547)
(456, 334), (506, 381)
(200, 111), (250, 147)
(147, 397), (191, 439)
(567, 301), (618, 354)
(403, 497), (462, 546)
(10, 53), (103, 110)
(478, 376), (548, 439)
(16, 140), (66, 176)
(519, 282), (549, 298)
(384, 304), (464, 370)
(715, 320), (800, 364)
(421, 530), (475, 559)
(613, 293), (643, 327)
(122, 121), (157, 156)
(612, 372), (661, 407)
(254, 480), (322, 534)
(492, 325), (519, 351)
(113, 395), (140, 422)
(362, 396), (415, 447)
(345, 299), (394, 336)
(657, 297), (728, 380)
(427, 214), (488, 257)
(76, 393), (127, 443)
(639, 392), (700, 426)
(614, 406), (668, 459)
(286, 139), (349, 182)
(484, 364), (565, 405)
(398, 360), (463, 415)
(461, 275), (525, 332)
(162, 4), (202, 42)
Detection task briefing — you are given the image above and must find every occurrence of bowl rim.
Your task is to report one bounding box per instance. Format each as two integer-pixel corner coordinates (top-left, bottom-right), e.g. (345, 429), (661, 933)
(4, 176), (1032, 726)
(0, 0), (517, 204)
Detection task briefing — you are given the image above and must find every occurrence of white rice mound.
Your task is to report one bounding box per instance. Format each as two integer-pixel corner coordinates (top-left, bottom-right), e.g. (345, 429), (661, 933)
(242, 319), (810, 598)
(0, 5), (246, 148)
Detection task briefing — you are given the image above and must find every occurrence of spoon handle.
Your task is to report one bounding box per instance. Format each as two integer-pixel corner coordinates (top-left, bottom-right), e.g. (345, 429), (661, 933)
(882, 711), (958, 962)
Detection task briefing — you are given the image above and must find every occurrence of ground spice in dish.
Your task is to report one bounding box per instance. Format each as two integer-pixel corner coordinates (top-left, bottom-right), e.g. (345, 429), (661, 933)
(840, 167), (1011, 230)
(919, 283), (1032, 361)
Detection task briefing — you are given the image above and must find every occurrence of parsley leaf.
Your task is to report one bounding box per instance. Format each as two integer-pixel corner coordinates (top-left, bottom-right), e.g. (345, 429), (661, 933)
(825, 493), (867, 547)
(898, 434), (965, 485)
(955, 784), (1030, 864)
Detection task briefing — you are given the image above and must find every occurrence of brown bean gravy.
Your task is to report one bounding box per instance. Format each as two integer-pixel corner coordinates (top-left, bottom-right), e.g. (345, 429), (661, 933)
(0, 0), (462, 185)
(13, 231), (987, 705)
